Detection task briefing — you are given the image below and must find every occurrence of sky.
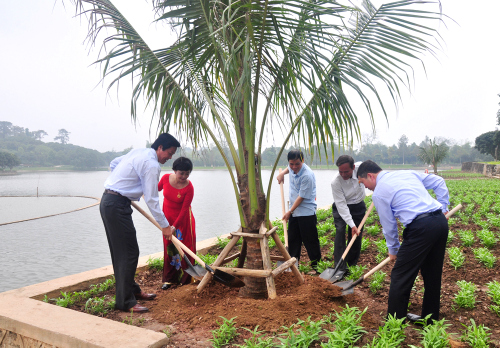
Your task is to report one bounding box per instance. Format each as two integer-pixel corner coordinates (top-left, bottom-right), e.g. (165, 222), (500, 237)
(0, 1), (499, 153)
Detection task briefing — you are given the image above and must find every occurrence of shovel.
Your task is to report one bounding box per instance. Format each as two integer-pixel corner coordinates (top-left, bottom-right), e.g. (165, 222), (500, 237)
(130, 201), (204, 281)
(320, 202), (375, 283)
(276, 168), (298, 271)
(171, 237), (245, 288)
(334, 256), (391, 296)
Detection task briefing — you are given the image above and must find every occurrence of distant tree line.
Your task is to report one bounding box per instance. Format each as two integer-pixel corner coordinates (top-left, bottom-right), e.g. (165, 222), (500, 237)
(0, 121), (493, 170)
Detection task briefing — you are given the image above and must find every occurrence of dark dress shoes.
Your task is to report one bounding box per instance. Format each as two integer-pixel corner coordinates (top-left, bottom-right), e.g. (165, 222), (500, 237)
(128, 304), (149, 313)
(406, 313), (423, 325)
(134, 292), (157, 300)
(161, 283), (172, 290)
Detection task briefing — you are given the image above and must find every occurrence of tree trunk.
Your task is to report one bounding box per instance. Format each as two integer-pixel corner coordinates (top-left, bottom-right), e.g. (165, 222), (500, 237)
(238, 237), (268, 299)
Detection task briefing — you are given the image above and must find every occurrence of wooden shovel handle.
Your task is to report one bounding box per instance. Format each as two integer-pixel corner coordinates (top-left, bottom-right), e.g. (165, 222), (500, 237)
(130, 201), (188, 259)
(446, 204), (462, 219)
(279, 168), (288, 247)
(341, 202), (374, 260)
(363, 256), (391, 280)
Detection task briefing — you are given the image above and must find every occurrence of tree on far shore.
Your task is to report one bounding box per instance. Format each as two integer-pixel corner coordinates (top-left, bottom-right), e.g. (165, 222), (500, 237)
(0, 150), (20, 171)
(475, 131), (500, 161)
(54, 129), (70, 144)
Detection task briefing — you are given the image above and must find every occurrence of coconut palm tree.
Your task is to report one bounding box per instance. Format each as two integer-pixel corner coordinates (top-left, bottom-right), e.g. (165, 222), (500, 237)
(69, 0), (443, 298)
(419, 137), (449, 174)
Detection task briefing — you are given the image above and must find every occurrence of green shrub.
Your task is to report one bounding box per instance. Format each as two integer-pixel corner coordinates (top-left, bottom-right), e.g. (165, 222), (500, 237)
(360, 238), (370, 252)
(364, 314), (408, 348)
(408, 316), (451, 348)
(278, 316), (325, 348)
(458, 229), (475, 247)
(345, 265), (367, 281)
(321, 306), (366, 347)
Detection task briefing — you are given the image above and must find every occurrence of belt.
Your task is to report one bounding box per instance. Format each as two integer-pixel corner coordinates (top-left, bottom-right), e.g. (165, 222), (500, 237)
(412, 209), (442, 223)
(104, 189), (124, 197)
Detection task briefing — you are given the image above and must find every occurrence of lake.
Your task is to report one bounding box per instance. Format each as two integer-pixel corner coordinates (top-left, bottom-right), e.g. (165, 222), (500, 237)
(0, 168), (342, 293)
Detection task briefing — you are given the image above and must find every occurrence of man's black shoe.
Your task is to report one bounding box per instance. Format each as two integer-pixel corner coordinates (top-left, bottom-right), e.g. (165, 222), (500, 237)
(406, 313), (424, 325)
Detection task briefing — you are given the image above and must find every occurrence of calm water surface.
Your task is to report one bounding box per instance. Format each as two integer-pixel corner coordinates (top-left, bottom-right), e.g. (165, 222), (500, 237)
(0, 168), (341, 292)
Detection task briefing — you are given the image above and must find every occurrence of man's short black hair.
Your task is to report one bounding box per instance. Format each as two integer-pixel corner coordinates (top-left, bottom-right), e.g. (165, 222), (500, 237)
(287, 150), (304, 162)
(151, 133), (181, 151)
(172, 157), (193, 172)
(336, 155), (354, 169)
(357, 160), (383, 179)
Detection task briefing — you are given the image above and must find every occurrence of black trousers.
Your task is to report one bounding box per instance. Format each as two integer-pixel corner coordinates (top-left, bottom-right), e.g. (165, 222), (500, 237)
(332, 201), (366, 269)
(288, 214), (322, 269)
(387, 211), (448, 321)
(100, 192), (142, 311)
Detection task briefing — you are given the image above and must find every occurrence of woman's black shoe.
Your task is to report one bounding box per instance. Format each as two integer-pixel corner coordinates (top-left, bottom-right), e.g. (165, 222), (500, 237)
(161, 282), (172, 290)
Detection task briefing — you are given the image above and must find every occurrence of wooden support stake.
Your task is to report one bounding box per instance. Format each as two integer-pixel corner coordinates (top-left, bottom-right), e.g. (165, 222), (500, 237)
(265, 226), (278, 237)
(260, 228), (277, 299)
(270, 255), (286, 262)
(197, 233), (241, 292)
(222, 252), (241, 264)
(211, 266), (271, 278)
(231, 232), (264, 239)
(271, 231), (304, 284)
(272, 257), (297, 277)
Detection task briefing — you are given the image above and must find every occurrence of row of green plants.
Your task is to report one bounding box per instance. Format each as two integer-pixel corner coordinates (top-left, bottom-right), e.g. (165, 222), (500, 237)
(208, 307), (493, 348)
(44, 277), (116, 315)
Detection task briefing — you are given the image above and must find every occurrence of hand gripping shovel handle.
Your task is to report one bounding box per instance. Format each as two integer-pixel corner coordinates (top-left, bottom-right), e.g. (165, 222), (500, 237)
(340, 202), (374, 260)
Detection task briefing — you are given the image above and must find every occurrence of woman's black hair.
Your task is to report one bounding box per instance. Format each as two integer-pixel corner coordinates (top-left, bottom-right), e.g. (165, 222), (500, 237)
(172, 157), (193, 172)
(287, 150), (304, 162)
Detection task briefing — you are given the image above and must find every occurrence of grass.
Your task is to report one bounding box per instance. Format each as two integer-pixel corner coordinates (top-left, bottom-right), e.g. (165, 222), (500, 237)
(486, 280), (500, 305)
(321, 306), (366, 347)
(369, 270), (387, 294)
(447, 247), (465, 270)
(52, 277), (116, 308)
(146, 257), (164, 272)
(278, 316), (325, 347)
(454, 280), (476, 310)
(365, 225), (381, 236)
(364, 314), (408, 348)
(373, 239), (388, 255)
(360, 238), (370, 252)
(472, 247), (497, 268)
(409, 316), (452, 348)
(457, 229), (475, 247)
(84, 295), (115, 315)
(316, 260), (334, 274)
(460, 318), (491, 348)
(345, 265), (367, 281)
(476, 229), (497, 248)
(210, 317), (239, 348)
(236, 326), (274, 348)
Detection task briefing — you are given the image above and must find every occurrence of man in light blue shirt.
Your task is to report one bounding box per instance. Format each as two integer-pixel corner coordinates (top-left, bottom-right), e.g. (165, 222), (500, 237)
(357, 160), (449, 324)
(100, 133), (180, 313)
(277, 150), (321, 271)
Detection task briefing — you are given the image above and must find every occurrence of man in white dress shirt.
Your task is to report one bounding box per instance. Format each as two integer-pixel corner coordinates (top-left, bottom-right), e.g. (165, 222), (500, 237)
(100, 133), (179, 313)
(331, 155), (366, 276)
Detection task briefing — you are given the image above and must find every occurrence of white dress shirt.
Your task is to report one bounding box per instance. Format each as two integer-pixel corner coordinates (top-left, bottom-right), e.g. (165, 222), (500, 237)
(331, 161), (366, 228)
(104, 148), (169, 228)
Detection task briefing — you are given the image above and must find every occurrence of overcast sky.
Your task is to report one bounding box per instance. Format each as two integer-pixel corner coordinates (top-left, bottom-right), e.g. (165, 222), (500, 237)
(1, 1), (499, 153)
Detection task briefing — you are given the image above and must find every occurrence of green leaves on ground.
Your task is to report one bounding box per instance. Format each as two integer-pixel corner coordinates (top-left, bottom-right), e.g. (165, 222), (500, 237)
(447, 247), (465, 270)
(210, 317), (239, 348)
(460, 318), (491, 348)
(454, 280), (476, 310)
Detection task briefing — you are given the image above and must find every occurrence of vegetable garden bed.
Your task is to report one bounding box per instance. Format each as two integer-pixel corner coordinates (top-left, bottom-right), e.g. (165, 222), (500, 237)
(43, 177), (500, 347)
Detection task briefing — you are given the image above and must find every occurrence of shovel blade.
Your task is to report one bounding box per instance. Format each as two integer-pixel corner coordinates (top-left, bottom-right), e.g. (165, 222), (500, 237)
(334, 279), (354, 290)
(182, 255), (204, 281)
(319, 259), (346, 283)
(213, 269), (245, 288)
